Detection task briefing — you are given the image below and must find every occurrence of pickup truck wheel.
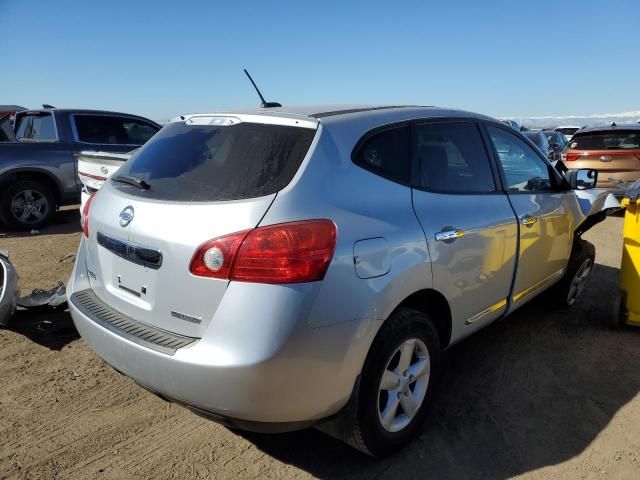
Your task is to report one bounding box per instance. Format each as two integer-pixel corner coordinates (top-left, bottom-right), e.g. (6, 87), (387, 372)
(553, 239), (596, 308)
(1, 180), (55, 230)
(345, 308), (441, 456)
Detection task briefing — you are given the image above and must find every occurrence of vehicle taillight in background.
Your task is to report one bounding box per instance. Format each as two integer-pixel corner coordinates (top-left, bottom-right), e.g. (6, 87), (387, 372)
(565, 153), (580, 161)
(190, 220), (337, 284)
(81, 194), (95, 238)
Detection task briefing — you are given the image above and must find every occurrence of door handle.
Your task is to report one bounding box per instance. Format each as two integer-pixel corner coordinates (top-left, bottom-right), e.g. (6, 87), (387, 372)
(435, 229), (465, 243)
(520, 215), (538, 227)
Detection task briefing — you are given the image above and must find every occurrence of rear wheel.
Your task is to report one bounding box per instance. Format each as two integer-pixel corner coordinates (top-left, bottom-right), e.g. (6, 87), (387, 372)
(344, 308), (441, 456)
(1, 180), (56, 230)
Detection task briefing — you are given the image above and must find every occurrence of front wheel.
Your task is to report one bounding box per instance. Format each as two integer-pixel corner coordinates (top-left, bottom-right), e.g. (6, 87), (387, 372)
(552, 238), (596, 308)
(344, 308), (441, 456)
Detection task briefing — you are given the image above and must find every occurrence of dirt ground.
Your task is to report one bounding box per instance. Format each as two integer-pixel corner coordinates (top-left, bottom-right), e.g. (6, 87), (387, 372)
(0, 208), (639, 480)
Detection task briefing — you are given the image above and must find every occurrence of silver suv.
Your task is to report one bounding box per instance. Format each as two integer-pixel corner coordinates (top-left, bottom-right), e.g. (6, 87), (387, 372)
(68, 105), (609, 456)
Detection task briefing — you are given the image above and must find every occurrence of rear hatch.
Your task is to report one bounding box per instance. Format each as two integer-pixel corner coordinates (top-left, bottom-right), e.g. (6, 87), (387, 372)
(565, 129), (640, 188)
(84, 114), (317, 338)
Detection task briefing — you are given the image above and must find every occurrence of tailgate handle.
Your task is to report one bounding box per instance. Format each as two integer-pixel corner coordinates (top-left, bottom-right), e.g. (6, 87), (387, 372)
(520, 215), (538, 227)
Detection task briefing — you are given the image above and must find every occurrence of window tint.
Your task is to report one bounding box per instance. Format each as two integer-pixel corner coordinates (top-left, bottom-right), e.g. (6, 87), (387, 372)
(74, 115), (159, 145)
(15, 113), (57, 141)
(0, 117), (15, 142)
(415, 122), (495, 192)
(569, 130), (640, 150)
(354, 126), (410, 184)
(488, 126), (553, 192)
(114, 121), (316, 201)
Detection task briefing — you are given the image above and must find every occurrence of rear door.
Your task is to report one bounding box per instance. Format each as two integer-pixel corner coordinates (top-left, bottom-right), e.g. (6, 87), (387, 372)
(485, 124), (574, 308)
(411, 120), (518, 340)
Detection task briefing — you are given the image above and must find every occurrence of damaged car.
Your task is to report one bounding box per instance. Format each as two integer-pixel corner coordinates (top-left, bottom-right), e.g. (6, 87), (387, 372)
(68, 105), (618, 456)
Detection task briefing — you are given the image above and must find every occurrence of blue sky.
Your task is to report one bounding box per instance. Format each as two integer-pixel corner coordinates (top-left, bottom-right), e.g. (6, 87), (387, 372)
(2, 0), (639, 121)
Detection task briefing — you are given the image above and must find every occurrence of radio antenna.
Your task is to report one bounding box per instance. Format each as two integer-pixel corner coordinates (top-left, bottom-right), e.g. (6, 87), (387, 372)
(243, 69), (282, 108)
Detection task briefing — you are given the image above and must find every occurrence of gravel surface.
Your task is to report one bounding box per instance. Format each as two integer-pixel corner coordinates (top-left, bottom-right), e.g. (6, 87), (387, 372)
(1, 209), (639, 479)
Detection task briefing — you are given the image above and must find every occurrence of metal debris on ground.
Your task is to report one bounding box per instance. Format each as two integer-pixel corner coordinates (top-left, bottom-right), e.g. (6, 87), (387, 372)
(59, 252), (76, 263)
(17, 282), (67, 310)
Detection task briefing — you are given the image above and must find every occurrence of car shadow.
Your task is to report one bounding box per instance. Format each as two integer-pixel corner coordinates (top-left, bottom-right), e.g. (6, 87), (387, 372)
(0, 206), (80, 238)
(5, 307), (79, 351)
(240, 263), (640, 479)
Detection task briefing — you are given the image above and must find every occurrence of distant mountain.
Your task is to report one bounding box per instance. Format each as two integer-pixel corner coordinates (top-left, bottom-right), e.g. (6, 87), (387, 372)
(503, 110), (640, 129)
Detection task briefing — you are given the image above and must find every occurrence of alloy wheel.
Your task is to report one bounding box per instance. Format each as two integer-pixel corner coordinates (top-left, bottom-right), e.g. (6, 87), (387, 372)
(377, 338), (430, 433)
(567, 258), (593, 306)
(10, 189), (49, 225)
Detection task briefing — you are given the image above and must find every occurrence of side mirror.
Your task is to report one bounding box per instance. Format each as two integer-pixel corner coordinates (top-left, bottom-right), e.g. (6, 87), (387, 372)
(567, 169), (598, 190)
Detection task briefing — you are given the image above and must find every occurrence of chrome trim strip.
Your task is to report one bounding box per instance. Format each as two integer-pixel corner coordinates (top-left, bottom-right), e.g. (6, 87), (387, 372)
(465, 299), (507, 325)
(97, 232), (163, 270)
(512, 269), (564, 303)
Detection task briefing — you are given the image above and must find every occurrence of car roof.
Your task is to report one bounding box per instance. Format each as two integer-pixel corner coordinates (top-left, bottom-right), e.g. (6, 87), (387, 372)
(574, 124), (640, 134)
(17, 108), (159, 122)
(187, 104), (498, 126)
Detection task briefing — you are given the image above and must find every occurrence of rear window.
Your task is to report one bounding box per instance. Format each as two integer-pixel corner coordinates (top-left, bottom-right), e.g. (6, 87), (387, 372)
(569, 131), (640, 150)
(15, 113), (57, 141)
(112, 121), (316, 201)
(74, 115), (159, 145)
(353, 126), (411, 184)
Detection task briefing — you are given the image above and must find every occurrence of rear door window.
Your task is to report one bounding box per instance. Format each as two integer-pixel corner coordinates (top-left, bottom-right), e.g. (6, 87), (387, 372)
(15, 113), (57, 142)
(353, 125), (411, 184)
(113, 121), (317, 201)
(414, 122), (495, 193)
(569, 131), (640, 150)
(74, 115), (159, 146)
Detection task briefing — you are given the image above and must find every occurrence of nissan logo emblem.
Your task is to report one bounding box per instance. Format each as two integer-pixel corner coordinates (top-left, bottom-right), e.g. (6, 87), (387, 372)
(119, 206), (135, 227)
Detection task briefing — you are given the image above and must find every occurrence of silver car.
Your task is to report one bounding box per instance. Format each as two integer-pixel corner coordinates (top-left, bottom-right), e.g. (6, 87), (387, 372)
(68, 105), (608, 456)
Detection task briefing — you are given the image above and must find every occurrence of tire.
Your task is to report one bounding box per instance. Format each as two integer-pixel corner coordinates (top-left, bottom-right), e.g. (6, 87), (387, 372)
(0, 180), (56, 230)
(611, 290), (627, 329)
(343, 308), (441, 456)
(552, 238), (596, 308)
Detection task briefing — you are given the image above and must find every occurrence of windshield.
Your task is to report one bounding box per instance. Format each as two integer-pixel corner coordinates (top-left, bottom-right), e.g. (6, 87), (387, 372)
(569, 130), (640, 150)
(112, 121), (316, 201)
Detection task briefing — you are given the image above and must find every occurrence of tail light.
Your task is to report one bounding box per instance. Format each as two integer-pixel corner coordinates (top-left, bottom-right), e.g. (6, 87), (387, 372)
(81, 194), (95, 238)
(190, 220), (337, 284)
(565, 153), (580, 161)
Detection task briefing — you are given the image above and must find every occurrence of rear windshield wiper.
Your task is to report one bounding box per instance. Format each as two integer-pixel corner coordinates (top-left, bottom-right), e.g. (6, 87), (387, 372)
(112, 175), (151, 190)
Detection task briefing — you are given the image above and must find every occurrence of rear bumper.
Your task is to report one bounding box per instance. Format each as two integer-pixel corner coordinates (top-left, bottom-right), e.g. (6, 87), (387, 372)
(68, 238), (377, 425)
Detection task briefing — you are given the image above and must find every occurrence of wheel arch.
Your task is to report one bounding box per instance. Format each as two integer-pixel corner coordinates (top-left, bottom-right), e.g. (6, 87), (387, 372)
(393, 288), (453, 349)
(0, 168), (63, 205)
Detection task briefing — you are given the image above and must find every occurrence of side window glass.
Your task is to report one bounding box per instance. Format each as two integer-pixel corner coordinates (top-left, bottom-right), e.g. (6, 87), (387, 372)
(487, 126), (553, 192)
(354, 126), (410, 184)
(15, 113), (57, 141)
(122, 119), (159, 145)
(415, 122), (495, 192)
(75, 115), (127, 144)
(75, 115), (157, 145)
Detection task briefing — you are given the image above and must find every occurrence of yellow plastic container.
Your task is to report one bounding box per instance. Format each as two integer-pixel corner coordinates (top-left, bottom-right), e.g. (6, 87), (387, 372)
(620, 198), (640, 326)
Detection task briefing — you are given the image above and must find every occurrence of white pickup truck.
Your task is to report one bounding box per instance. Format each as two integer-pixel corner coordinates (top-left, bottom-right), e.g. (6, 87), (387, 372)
(77, 150), (134, 210)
